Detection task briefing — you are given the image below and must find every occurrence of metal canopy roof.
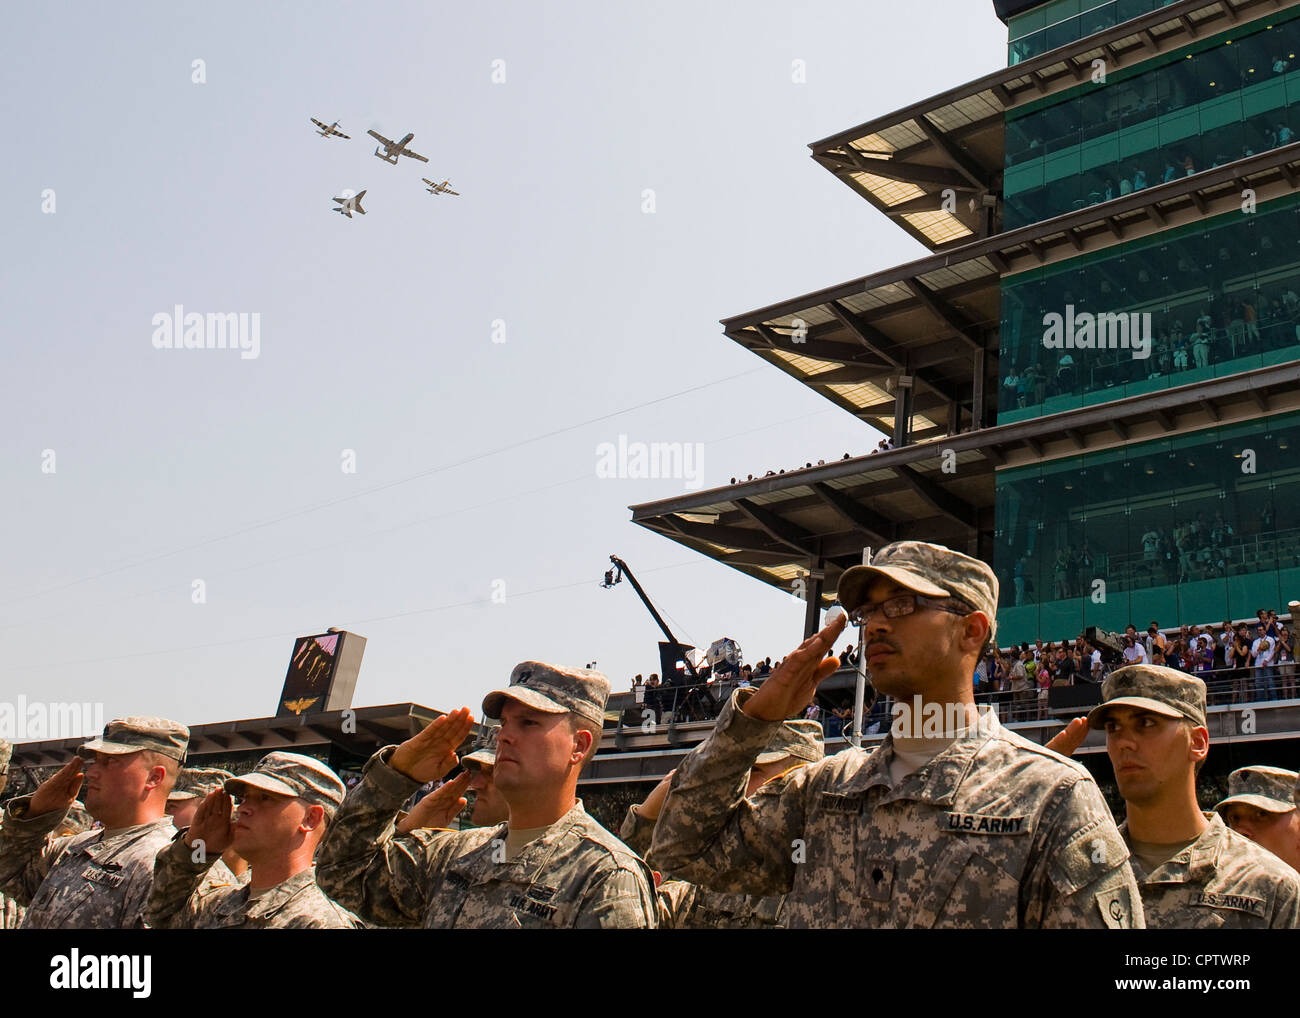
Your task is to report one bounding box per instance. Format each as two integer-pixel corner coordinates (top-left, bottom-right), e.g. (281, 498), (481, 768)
(722, 143), (1300, 440)
(809, 0), (1294, 251)
(630, 361), (1300, 601)
(5, 703), (443, 769)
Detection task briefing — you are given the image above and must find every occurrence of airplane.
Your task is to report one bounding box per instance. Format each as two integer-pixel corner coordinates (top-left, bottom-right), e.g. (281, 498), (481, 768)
(332, 190), (366, 218)
(367, 129), (428, 165)
(422, 178), (460, 196)
(311, 118), (350, 139)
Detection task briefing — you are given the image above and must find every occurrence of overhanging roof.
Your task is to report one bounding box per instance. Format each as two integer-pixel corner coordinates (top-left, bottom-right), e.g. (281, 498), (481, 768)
(722, 143), (1300, 436)
(810, 0), (1296, 250)
(5, 703), (444, 769)
(630, 361), (1300, 598)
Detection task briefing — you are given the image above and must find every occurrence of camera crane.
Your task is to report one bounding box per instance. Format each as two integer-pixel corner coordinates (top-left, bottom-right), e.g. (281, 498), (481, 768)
(600, 555), (699, 681)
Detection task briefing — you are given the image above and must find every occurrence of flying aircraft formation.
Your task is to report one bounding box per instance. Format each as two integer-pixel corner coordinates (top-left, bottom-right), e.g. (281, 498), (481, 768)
(310, 116), (460, 220)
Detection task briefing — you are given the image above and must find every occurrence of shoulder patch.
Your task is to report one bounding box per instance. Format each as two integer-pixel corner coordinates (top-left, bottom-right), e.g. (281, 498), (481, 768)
(1096, 885), (1136, 929)
(1050, 820), (1129, 897)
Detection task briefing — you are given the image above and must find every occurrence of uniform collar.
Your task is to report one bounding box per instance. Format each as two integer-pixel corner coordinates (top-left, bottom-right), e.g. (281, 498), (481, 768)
(1121, 812), (1224, 885)
(836, 716), (1001, 805)
(214, 869), (317, 920)
(449, 800), (589, 885)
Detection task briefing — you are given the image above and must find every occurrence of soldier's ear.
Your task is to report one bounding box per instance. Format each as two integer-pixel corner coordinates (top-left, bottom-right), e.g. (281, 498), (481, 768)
(300, 803), (326, 833)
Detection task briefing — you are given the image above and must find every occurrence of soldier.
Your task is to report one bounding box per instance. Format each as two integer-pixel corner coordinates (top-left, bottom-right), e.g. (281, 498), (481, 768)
(622, 720), (823, 928)
(0, 716), (188, 928)
(649, 540), (1143, 928)
(1086, 666), (1300, 927)
(1215, 765), (1300, 873)
(316, 662), (658, 928)
(166, 767), (248, 898)
(0, 738), (20, 930)
(395, 725), (507, 834)
(146, 752), (358, 928)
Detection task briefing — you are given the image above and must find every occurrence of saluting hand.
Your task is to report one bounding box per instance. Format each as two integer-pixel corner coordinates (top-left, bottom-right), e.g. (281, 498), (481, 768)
(396, 771), (472, 833)
(29, 757), (85, 817)
(1045, 716), (1089, 757)
(389, 707), (475, 784)
(742, 614), (847, 722)
(185, 788), (235, 858)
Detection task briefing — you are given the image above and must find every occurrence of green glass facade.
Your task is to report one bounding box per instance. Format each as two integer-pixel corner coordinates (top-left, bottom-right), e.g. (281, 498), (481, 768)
(1006, 12), (1300, 229)
(992, 6), (1300, 649)
(1009, 0), (1180, 65)
(997, 190), (1300, 425)
(994, 413), (1300, 646)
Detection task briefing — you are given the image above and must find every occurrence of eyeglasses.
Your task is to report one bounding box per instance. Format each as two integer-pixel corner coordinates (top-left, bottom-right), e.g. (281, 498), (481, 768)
(847, 593), (972, 626)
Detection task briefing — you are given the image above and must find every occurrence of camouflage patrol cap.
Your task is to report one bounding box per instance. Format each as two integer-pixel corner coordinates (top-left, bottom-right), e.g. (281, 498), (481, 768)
(1087, 665), (1207, 729)
(462, 725), (499, 769)
(482, 661), (609, 728)
(168, 767), (236, 802)
(836, 541), (998, 644)
(80, 716), (189, 762)
(224, 752), (345, 819)
(755, 719), (825, 766)
(1214, 765), (1299, 816)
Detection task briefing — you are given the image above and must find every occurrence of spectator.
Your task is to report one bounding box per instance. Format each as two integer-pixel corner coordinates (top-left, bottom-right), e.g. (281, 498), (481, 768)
(840, 644), (858, 669)
(1231, 625), (1254, 703)
(1276, 624), (1295, 700)
(1122, 632), (1148, 666)
(1252, 624), (1278, 701)
(1144, 622), (1167, 661)
(1008, 651), (1030, 722)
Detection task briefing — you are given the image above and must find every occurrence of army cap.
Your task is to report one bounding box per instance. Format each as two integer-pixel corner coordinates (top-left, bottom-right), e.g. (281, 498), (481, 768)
(836, 541), (998, 644)
(462, 725), (499, 769)
(80, 716), (189, 762)
(224, 752), (345, 819)
(755, 719), (825, 766)
(1214, 765), (1299, 816)
(1087, 665), (1207, 729)
(482, 661), (609, 728)
(168, 767), (236, 802)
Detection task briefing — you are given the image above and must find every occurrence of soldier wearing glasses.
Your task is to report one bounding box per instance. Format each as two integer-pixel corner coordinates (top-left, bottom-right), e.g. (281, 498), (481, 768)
(649, 540), (1144, 928)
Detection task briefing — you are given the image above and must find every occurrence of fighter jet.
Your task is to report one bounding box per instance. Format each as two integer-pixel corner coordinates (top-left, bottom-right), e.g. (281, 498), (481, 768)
(367, 129), (429, 165)
(421, 178), (460, 196)
(332, 190), (367, 218)
(311, 118), (351, 139)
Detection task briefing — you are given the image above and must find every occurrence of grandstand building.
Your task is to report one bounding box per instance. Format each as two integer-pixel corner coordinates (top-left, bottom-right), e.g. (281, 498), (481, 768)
(590, 0), (1300, 810)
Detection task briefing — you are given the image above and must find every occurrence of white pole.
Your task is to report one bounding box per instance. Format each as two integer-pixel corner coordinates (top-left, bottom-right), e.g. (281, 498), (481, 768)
(850, 547), (871, 749)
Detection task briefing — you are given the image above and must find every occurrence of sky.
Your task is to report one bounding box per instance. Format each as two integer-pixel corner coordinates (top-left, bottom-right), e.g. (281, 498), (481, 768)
(0, 1), (1009, 736)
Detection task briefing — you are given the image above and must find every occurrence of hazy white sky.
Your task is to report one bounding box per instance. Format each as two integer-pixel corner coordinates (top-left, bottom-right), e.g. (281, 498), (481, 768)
(0, 1), (1008, 735)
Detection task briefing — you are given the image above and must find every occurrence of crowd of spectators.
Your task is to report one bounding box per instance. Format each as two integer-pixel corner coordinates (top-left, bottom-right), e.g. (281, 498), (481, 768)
(629, 607), (1296, 731)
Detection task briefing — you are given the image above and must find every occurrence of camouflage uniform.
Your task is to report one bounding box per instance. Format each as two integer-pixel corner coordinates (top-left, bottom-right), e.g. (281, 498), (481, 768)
(649, 542), (1144, 929)
(0, 738), (19, 930)
(0, 716), (187, 929)
(317, 661), (658, 928)
(624, 721), (823, 929)
(167, 766), (250, 902)
(147, 840), (357, 929)
(147, 751), (358, 929)
(1088, 668), (1300, 928)
(1121, 813), (1300, 928)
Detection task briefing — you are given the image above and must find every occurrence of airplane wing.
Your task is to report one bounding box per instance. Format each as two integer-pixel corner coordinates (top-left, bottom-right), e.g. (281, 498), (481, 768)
(367, 129), (394, 147)
(311, 118), (327, 129)
(334, 130), (351, 139)
(422, 178), (434, 186)
(403, 148), (430, 163)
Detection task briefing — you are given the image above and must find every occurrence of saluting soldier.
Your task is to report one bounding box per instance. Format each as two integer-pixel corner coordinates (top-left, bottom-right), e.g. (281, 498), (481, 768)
(622, 720), (823, 928)
(316, 662), (658, 928)
(1215, 765), (1300, 874)
(147, 752), (358, 928)
(1085, 668), (1300, 927)
(0, 717), (188, 928)
(649, 541), (1143, 928)
(166, 767), (249, 900)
